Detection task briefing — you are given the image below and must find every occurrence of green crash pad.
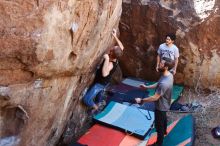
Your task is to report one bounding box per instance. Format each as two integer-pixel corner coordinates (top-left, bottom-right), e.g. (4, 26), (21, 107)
(145, 114), (195, 146)
(121, 78), (184, 103)
(146, 81), (184, 103)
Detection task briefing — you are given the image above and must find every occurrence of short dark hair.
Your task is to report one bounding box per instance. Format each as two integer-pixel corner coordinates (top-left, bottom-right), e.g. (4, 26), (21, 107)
(162, 57), (175, 70)
(112, 46), (123, 58)
(166, 33), (176, 41)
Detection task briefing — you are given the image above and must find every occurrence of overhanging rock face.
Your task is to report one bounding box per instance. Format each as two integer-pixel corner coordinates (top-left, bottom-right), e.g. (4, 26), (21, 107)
(120, 0), (220, 88)
(0, 0), (122, 146)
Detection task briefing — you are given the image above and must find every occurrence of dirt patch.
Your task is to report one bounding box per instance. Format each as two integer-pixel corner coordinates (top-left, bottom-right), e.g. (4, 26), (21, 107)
(167, 88), (220, 146)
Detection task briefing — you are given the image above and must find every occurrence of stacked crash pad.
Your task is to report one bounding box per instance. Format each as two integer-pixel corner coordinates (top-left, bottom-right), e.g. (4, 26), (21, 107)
(93, 101), (154, 139)
(78, 115), (195, 146)
(76, 77), (193, 146)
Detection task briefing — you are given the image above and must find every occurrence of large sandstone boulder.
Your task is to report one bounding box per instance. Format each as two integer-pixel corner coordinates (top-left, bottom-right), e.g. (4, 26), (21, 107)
(0, 0), (122, 146)
(120, 0), (220, 88)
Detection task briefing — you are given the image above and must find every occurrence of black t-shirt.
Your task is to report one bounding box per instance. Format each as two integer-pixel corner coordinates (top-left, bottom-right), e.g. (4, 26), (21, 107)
(94, 60), (118, 85)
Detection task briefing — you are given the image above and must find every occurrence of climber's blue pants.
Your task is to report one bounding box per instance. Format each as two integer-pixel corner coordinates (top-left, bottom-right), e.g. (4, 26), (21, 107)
(83, 83), (105, 107)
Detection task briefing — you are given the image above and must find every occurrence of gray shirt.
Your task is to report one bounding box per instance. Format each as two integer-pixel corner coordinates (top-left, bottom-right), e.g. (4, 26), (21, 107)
(155, 73), (173, 111)
(157, 43), (179, 60)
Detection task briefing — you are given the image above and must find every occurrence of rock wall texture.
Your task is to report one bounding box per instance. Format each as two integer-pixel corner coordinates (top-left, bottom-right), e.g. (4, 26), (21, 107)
(0, 0), (122, 146)
(120, 0), (220, 89)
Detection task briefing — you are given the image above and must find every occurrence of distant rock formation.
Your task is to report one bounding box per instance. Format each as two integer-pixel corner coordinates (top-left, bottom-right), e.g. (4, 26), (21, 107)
(120, 0), (220, 88)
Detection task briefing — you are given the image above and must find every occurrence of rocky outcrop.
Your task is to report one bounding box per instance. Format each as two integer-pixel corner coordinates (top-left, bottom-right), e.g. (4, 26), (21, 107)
(120, 0), (220, 88)
(0, 0), (122, 146)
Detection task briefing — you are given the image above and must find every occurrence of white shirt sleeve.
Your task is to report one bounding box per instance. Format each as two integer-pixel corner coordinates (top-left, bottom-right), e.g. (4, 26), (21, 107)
(174, 46), (179, 58)
(157, 44), (162, 55)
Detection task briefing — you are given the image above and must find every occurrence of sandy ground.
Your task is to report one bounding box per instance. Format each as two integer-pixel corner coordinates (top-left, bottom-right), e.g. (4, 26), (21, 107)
(168, 88), (220, 146)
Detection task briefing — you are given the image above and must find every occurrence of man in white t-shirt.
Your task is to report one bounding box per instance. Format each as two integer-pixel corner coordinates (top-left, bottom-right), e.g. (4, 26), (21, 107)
(156, 34), (179, 75)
